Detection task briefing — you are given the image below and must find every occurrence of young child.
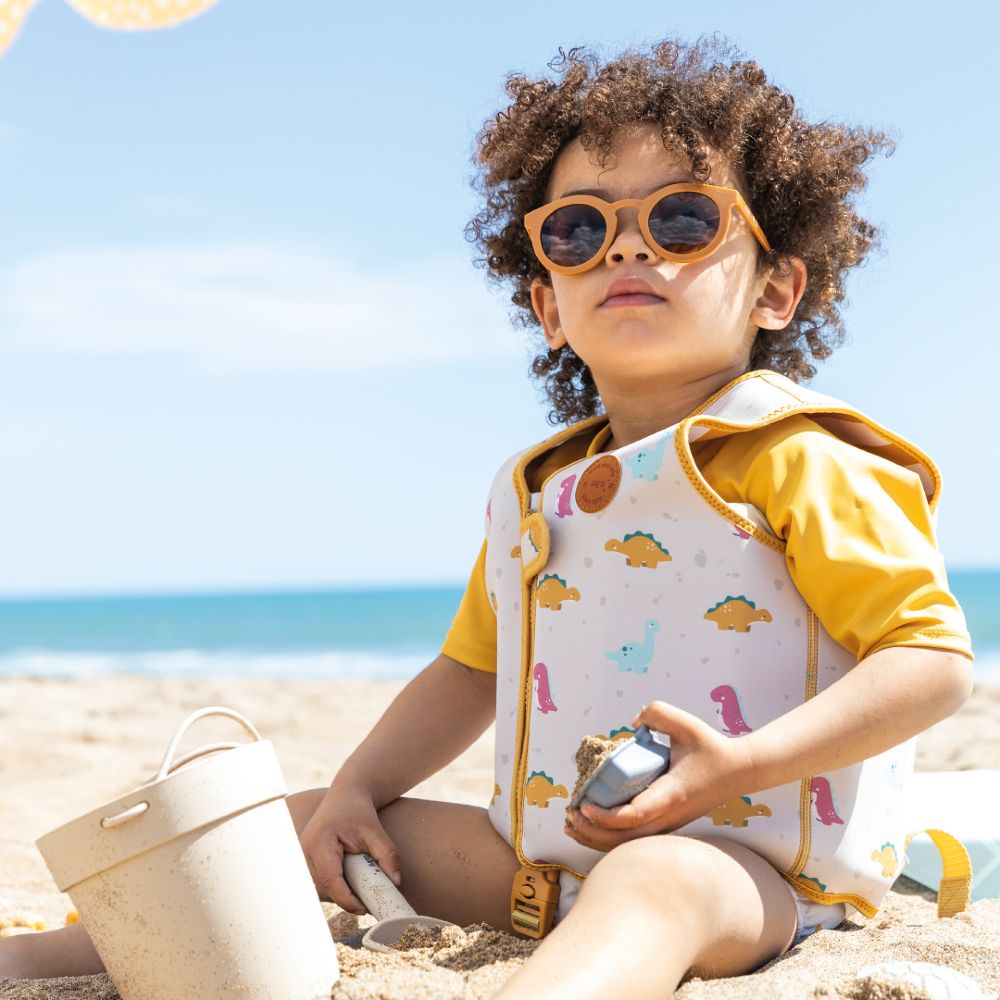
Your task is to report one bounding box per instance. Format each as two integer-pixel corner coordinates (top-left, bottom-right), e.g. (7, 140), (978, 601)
(1, 35), (975, 998)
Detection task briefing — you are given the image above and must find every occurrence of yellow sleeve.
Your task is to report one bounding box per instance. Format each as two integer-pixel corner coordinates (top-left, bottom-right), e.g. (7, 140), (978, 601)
(700, 414), (974, 663)
(440, 537), (498, 673)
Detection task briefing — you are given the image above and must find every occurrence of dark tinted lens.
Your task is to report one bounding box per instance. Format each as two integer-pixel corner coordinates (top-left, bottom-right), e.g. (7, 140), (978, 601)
(648, 192), (721, 254)
(539, 204), (607, 267)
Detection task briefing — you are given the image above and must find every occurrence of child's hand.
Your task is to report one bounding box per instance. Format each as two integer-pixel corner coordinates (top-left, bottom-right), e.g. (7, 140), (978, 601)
(298, 781), (403, 915)
(563, 700), (751, 852)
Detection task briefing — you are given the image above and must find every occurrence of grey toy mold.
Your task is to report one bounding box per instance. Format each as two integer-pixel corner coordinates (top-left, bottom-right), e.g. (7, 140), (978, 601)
(573, 725), (671, 809)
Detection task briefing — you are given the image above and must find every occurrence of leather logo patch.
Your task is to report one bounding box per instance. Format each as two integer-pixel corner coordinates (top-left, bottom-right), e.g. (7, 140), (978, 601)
(575, 455), (621, 513)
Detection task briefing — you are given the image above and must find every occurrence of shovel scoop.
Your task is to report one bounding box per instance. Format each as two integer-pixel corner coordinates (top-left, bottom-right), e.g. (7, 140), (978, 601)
(571, 724), (671, 809)
(342, 852), (459, 953)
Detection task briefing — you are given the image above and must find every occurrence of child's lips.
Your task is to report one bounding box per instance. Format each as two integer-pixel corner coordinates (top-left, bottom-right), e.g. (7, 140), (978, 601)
(600, 293), (666, 308)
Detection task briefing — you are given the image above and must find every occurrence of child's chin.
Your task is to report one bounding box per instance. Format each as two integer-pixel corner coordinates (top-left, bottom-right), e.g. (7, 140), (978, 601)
(598, 334), (686, 362)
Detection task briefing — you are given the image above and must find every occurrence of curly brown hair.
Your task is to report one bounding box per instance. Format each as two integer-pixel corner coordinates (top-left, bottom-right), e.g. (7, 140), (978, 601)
(464, 33), (896, 426)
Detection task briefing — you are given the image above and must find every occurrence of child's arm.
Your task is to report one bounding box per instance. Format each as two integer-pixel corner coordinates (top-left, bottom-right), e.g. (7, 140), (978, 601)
(565, 645), (972, 850)
(334, 652), (497, 806)
(737, 644), (972, 791)
(567, 417), (975, 850)
(298, 652), (496, 909)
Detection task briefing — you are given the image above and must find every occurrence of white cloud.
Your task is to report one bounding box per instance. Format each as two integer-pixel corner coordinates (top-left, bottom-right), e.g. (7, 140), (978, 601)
(0, 242), (524, 373)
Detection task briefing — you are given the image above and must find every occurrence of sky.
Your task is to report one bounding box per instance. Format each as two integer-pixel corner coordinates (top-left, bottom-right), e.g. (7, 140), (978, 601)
(0, 0), (995, 597)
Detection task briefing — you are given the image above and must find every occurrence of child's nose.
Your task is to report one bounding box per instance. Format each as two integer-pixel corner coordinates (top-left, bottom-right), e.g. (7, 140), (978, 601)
(606, 217), (656, 262)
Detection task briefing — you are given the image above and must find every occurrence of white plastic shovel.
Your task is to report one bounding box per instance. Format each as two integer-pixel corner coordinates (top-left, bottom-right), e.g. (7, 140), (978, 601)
(35, 706), (340, 1000)
(342, 852), (458, 952)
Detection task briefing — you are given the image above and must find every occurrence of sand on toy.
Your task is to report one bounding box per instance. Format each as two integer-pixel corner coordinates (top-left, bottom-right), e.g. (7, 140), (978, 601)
(570, 733), (620, 805)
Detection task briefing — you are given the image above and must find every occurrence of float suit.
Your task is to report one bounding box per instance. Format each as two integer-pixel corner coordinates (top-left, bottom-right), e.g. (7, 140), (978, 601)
(443, 368), (973, 924)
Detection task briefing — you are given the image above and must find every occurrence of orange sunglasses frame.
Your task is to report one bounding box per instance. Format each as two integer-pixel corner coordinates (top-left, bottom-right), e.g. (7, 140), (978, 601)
(523, 181), (772, 275)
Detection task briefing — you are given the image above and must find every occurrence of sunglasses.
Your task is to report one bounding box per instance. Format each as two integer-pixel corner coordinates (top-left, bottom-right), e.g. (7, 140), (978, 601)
(523, 182), (772, 275)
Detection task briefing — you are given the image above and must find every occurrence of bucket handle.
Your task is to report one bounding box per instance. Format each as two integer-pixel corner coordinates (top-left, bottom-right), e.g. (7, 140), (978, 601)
(100, 707), (263, 830)
(155, 706), (263, 781)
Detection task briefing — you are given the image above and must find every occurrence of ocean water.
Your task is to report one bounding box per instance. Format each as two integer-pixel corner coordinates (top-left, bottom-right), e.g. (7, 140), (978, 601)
(0, 571), (997, 682)
(0, 586), (456, 680)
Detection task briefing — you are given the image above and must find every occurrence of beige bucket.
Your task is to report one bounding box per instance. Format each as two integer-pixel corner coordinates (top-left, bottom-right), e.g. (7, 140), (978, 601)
(35, 706), (339, 1000)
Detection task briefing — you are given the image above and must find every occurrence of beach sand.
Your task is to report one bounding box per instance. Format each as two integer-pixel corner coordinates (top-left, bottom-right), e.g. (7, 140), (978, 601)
(0, 674), (997, 999)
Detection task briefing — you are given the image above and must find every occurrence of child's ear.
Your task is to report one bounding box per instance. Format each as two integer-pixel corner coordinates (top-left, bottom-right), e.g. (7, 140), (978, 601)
(530, 277), (568, 350)
(750, 254), (808, 330)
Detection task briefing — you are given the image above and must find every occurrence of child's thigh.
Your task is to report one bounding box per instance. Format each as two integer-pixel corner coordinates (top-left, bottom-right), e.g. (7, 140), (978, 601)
(287, 789), (520, 930)
(581, 832), (798, 978)
(378, 796), (521, 928)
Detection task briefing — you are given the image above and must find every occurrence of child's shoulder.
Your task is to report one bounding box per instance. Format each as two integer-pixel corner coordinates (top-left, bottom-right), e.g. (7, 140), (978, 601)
(694, 373), (941, 510)
(700, 410), (940, 532)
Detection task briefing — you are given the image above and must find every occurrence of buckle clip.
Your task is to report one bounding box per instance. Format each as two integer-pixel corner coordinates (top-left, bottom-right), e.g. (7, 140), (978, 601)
(510, 864), (561, 939)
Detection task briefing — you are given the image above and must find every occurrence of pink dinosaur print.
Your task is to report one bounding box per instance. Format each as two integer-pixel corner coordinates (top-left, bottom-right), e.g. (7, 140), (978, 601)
(731, 525), (750, 539)
(533, 662), (558, 714)
(810, 776), (844, 825)
(486, 497), (492, 523)
(710, 684), (753, 735)
(556, 474), (577, 519)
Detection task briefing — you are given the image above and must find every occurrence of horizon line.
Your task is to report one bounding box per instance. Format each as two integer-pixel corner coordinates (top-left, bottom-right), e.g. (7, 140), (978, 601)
(0, 565), (995, 605)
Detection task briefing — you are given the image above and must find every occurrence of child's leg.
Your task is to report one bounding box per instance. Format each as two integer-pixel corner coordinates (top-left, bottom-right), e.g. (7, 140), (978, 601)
(1, 789), (521, 981)
(286, 788), (522, 929)
(0, 922), (106, 981)
(493, 832), (798, 1000)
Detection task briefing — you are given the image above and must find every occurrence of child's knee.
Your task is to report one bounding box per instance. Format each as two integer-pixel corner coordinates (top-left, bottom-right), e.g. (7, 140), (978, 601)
(585, 834), (720, 904)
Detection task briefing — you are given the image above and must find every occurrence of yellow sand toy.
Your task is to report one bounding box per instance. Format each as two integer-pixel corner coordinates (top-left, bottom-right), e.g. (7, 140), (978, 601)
(0, 907), (78, 936)
(902, 770), (1000, 915)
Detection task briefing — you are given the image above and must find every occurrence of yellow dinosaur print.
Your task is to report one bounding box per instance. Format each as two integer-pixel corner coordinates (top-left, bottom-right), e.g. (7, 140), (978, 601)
(599, 726), (637, 742)
(522, 521), (543, 556)
(524, 771), (568, 808)
(536, 573), (581, 611)
(703, 595), (773, 632)
(604, 530), (672, 568)
(870, 842), (899, 879)
(510, 544), (521, 559)
(489, 590), (499, 612)
(490, 783), (502, 808)
(706, 795), (773, 828)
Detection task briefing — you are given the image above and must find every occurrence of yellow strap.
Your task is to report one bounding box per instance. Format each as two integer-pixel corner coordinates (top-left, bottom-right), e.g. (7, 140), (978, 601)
(904, 827), (972, 918)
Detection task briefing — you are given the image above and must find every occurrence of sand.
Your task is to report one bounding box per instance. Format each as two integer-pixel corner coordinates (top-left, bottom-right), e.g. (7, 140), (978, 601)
(329, 915), (539, 997)
(0, 674), (997, 999)
(570, 733), (620, 806)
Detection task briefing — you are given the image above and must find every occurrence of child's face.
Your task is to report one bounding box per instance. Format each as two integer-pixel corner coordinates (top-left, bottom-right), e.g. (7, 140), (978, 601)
(529, 123), (805, 397)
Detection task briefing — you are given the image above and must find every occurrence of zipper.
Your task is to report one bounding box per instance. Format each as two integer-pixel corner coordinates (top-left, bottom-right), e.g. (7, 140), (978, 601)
(513, 571), (539, 865)
(505, 413), (609, 872)
(511, 460), (589, 875)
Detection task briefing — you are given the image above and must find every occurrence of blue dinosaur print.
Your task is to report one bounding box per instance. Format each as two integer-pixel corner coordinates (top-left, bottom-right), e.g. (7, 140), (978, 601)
(605, 619), (661, 674)
(623, 436), (669, 482)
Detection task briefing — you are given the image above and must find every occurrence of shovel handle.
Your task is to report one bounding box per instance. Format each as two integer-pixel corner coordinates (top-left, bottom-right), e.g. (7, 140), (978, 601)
(343, 853), (417, 921)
